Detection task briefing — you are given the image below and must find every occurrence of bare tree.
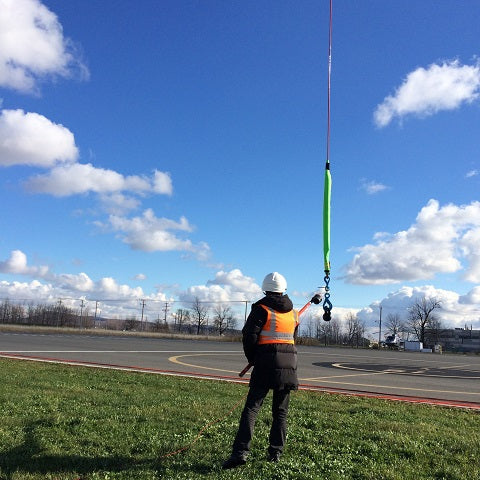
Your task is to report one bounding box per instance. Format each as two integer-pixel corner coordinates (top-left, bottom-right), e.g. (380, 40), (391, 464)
(0, 299), (14, 324)
(190, 297), (209, 335)
(330, 317), (343, 345)
(123, 316), (140, 331)
(19, 301), (76, 327)
(424, 315), (444, 346)
(406, 297), (441, 344)
(152, 315), (169, 333)
(172, 308), (187, 332)
(10, 303), (24, 324)
(345, 312), (357, 346)
(303, 314), (316, 338)
(300, 314), (343, 346)
(385, 313), (403, 336)
(345, 312), (365, 347)
(355, 317), (366, 347)
(317, 319), (332, 346)
(212, 304), (236, 335)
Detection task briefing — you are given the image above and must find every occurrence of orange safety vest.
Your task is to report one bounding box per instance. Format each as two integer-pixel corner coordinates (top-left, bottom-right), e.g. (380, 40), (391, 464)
(257, 305), (299, 345)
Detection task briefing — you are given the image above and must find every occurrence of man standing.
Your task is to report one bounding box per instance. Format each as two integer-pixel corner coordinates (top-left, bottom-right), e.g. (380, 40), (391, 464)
(223, 272), (299, 469)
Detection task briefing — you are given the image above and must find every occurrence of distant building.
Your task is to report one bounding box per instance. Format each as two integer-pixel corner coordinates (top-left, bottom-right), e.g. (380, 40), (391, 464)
(424, 326), (480, 353)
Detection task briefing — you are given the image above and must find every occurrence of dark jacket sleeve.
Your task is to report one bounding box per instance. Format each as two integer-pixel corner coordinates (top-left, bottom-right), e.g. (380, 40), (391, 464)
(241, 304), (267, 363)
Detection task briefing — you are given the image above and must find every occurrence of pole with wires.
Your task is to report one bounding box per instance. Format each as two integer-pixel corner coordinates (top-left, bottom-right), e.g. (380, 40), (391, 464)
(322, 0), (333, 322)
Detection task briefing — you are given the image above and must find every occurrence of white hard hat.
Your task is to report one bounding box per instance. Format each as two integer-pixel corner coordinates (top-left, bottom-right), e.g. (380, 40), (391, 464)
(262, 272), (287, 293)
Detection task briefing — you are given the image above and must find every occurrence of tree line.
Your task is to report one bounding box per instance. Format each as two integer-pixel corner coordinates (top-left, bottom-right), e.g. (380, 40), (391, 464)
(381, 297), (443, 346)
(301, 297), (444, 348)
(0, 297), (240, 337)
(0, 296), (446, 346)
(302, 312), (369, 347)
(1, 299), (83, 329)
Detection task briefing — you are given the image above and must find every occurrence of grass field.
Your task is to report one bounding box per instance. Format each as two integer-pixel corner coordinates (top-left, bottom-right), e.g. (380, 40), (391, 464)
(0, 358), (479, 480)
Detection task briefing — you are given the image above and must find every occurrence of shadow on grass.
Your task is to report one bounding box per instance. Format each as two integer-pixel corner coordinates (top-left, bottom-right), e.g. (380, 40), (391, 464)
(0, 420), (216, 479)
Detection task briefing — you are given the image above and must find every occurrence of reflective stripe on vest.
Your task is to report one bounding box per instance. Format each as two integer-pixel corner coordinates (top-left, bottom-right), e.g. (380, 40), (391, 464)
(257, 305), (299, 345)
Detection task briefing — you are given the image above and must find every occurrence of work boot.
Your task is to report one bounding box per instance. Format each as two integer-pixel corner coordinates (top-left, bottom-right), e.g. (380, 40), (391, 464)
(268, 451), (281, 462)
(222, 453), (247, 469)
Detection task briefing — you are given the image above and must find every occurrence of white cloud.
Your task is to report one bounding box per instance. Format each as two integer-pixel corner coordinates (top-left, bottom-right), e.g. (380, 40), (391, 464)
(153, 170), (173, 195)
(0, 250), (49, 277)
(0, 109), (78, 167)
(459, 286), (480, 305)
(0, 250), (168, 311)
(0, 109), (200, 258)
(0, 0), (88, 93)
(56, 272), (95, 292)
(0, 110), (172, 218)
(134, 273), (147, 281)
(182, 284), (238, 304)
(356, 285), (480, 330)
(96, 277), (144, 299)
(181, 269), (262, 303)
(459, 228), (480, 282)
(207, 269), (262, 296)
(344, 199), (480, 284)
(1, 250), (478, 329)
(360, 179), (389, 195)
(98, 193), (141, 215)
(0, 276), (162, 320)
(0, 279), (54, 301)
(374, 60), (480, 127)
(302, 284), (480, 333)
(466, 169), (479, 178)
(98, 209), (211, 259)
(25, 163), (172, 197)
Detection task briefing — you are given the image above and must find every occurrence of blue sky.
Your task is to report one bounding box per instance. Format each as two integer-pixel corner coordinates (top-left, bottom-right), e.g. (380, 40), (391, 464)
(1, 0), (480, 331)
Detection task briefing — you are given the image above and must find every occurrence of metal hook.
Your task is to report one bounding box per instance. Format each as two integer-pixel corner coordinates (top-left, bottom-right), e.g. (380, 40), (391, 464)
(322, 271), (332, 321)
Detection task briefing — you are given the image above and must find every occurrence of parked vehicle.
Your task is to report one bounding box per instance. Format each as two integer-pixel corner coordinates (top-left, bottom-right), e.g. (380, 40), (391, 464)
(385, 334), (401, 349)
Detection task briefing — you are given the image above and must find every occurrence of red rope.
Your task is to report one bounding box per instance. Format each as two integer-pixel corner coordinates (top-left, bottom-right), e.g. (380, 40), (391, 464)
(326, 0), (333, 164)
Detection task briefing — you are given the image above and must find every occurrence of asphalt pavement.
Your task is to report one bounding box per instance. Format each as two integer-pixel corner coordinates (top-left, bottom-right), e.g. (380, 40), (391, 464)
(1, 331), (479, 408)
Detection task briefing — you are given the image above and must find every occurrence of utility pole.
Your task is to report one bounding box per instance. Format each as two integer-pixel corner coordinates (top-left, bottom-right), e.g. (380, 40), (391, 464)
(378, 306), (382, 346)
(163, 302), (169, 326)
(56, 299), (63, 327)
(80, 299), (85, 329)
(140, 299), (146, 331)
(94, 300), (101, 328)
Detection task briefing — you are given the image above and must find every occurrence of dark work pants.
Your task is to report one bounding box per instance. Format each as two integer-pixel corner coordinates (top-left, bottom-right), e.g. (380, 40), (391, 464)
(232, 385), (291, 456)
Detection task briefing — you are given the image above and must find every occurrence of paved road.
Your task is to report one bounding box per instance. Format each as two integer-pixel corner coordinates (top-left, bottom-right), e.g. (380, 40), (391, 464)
(1, 332), (480, 407)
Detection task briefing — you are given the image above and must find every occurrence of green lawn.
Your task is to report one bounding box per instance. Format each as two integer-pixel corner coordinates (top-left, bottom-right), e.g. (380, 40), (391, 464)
(0, 358), (479, 479)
